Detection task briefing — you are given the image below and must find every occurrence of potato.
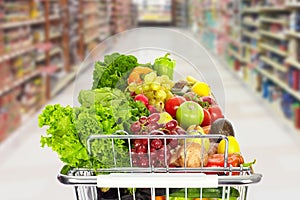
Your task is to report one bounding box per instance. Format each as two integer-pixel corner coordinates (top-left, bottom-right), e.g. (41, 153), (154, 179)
(172, 142), (208, 168)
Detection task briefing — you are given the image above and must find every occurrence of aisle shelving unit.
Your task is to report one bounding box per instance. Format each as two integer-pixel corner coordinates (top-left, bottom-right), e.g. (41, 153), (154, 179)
(0, 0), (136, 143)
(0, 0), (46, 140)
(188, 0), (205, 38)
(259, 16), (288, 25)
(190, 0), (300, 131)
(172, 0), (188, 27)
(78, 0), (111, 56)
(110, 0), (136, 34)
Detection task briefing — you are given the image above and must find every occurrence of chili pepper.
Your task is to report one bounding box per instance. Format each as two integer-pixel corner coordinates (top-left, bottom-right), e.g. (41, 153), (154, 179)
(153, 53), (176, 80)
(243, 159), (256, 167)
(206, 153), (244, 167)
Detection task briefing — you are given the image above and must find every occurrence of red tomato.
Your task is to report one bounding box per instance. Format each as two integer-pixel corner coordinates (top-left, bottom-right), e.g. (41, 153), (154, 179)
(164, 96), (186, 117)
(208, 105), (224, 123)
(201, 109), (212, 127)
(134, 94), (149, 106)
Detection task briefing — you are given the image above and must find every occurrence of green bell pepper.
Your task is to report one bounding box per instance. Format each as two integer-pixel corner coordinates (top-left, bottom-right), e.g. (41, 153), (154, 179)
(153, 53), (176, 80)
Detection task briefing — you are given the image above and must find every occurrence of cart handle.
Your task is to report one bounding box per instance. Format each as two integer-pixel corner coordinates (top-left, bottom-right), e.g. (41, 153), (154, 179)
(58, 171), (262, 187)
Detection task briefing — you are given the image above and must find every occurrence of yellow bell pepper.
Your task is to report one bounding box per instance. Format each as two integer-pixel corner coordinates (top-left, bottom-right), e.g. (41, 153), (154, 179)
(191, 81), (211, 96)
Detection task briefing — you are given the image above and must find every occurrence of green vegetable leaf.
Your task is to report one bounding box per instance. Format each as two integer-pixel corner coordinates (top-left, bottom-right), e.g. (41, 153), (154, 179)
(38, 104), (90, 168)
(92, 53), (138, 90)
(39, 87), (149, 169)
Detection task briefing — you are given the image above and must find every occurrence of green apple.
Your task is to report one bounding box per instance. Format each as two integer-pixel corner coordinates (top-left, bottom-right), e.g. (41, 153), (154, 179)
(176, 101), (204, 130)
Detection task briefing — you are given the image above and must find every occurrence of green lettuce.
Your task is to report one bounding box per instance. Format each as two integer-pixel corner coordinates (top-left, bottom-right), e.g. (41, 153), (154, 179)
(92, 53), (138, 90)
(38, 104), (90, 168)
(39, 88), (149, 168)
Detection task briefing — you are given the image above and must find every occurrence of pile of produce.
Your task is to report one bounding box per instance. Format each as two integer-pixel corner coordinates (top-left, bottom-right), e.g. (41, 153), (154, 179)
(39, 52), (255, 200)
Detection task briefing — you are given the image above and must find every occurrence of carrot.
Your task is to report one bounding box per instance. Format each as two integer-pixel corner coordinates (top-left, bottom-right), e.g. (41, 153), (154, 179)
(155, 196), (166, 200)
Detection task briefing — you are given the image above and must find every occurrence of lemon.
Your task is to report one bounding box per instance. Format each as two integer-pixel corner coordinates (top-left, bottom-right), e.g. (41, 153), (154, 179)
(217, 136), (240, 154)
(158, 112), (173, 124)
(187, 124), (204, 133)
(186, 125), (210, 152)
(191, 81), (211, 97)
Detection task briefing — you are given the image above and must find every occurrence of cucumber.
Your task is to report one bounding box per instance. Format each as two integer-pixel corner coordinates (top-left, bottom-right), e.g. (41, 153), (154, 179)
(169, 187), (240, 199)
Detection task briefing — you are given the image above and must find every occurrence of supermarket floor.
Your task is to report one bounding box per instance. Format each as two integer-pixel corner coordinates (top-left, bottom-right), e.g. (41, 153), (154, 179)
(1, 28), (300, 200)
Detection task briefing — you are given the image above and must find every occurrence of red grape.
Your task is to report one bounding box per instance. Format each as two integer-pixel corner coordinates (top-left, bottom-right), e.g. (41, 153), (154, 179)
(165, 120), (178, 131)
(133, 139), (143, 148)
(141, 138), (148, 146)
(167, 130), (178, 148)
(132, 157), (139, 167)
(169, 139), (178, 149)
(131, 148), (136, 153)
(162, 129), (170, 135)
(156, 148), (171, 165)
(150, 130), (163, 135)
(139, 116), (148, 125)
(136, 145), (147, 154)
(156, 151), (166, 162)
(139, 157), (149, 167)
(151, 139), (163, 150)
(141, 131), (148, 135)
(130, 121), (142, 133)
(147, 105), (158, 114)
(147, 113), (160, 123)
(175, 126), (186, 135)
(151, 158), (157, 166)
(147, 122), (159, 131)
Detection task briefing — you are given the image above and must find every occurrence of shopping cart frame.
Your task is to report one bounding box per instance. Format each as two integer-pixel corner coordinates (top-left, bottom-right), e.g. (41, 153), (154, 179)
(57, 134), (262, 200)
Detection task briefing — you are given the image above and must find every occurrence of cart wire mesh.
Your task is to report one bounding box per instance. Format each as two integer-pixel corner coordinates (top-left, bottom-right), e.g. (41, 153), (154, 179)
(58, 133), (262, 200)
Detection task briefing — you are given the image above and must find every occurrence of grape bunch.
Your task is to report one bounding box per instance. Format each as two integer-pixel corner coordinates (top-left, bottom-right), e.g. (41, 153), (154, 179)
(129, 113), (186, 167)
(128, 72), (175, 110)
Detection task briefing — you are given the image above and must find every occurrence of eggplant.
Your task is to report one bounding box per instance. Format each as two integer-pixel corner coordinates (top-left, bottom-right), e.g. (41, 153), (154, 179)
(209, 118), (235, 143)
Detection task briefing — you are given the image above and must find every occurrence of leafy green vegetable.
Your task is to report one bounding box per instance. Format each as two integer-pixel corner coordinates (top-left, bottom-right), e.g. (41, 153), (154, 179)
(92, 53), (139, 90)
(39, 88), (149, 168)
(39, 53), (150, 169)
(78, 87), (126, 108)
(74, 104), (130, 169)
(38, 104), (90, 168)
(77, 88), (149, 132)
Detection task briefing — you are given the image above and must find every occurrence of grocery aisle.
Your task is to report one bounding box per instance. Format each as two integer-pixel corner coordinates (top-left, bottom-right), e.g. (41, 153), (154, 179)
(1, 28), (300, 200)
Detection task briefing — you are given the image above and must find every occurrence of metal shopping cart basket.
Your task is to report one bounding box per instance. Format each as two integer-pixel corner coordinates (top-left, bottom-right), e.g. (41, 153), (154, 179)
(54, 28), (262, 200)
(57, 133), (262, 200)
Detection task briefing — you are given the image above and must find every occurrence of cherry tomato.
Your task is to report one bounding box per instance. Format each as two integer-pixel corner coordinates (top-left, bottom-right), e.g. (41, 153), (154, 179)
(164, 96), (186, 117)
(208, 105), (224, 123)
(134, 94), (149, 106)
(201, 109), (212, 127)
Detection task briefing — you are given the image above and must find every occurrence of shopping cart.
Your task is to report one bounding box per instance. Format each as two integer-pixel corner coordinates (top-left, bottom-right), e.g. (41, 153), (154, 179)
(57, 133), (262, 200)
(56, 28), (262, 200)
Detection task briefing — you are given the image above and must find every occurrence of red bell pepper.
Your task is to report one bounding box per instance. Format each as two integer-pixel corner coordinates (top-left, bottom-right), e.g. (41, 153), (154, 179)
(207, 153), (244, 167)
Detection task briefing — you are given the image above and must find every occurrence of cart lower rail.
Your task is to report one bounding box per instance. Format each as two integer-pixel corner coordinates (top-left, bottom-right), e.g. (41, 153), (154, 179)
(58, 166), (262, 200)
